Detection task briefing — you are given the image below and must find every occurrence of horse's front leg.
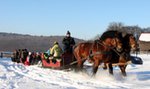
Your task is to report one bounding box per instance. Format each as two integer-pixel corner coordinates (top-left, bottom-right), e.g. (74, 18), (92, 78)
(103, 63), (107, 70)
(119, 65), (127, 76)
(92, 60), (100, 76)
(108, 63), (113, 75)
(77, 59), (85, 71)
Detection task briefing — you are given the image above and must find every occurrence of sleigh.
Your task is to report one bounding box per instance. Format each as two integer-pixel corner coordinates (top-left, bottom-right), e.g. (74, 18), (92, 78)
(130, 56), (143, 65)
(41, 52), (74, 69)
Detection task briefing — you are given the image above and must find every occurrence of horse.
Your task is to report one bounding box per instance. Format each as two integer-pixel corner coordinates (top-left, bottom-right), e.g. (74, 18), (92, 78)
(118, 33), (138, 76)
(73, 30), (123, 75)
(104, 32), (138, 76)
(123, 33), (138, 52)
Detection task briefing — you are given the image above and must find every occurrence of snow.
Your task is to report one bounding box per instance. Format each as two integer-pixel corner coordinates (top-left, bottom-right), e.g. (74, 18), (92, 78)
(139, 33), (150, 42)
(0, 54), (150, 89)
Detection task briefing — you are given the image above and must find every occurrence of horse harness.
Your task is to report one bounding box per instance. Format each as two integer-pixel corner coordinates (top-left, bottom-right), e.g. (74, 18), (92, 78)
(88, 40), (121, 59)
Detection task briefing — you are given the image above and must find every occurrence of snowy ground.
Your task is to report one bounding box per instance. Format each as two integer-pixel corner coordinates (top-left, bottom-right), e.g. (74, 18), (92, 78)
(0, 54), (150, 89)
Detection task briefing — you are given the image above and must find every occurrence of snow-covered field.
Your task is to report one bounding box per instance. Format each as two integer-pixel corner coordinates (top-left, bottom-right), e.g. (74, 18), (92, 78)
(0, 54), (150, 89)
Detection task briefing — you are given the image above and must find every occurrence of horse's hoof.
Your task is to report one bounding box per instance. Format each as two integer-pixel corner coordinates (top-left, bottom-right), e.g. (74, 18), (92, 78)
(91, 73), (96, 77)
(109, 71), (113, 75)
(103, 66), (107, 70)
(122, 73), (127, 76)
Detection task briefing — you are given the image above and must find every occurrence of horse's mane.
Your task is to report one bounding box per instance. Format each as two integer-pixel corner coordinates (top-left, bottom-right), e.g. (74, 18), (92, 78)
(99, 30), (121, 41)
(86, 40), (95, 43)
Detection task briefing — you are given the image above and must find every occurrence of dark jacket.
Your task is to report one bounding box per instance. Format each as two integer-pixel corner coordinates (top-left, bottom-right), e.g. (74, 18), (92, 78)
(62, 37), (75, 53)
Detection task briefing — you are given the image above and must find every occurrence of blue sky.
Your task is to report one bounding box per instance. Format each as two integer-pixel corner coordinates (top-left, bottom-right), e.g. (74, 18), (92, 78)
(0, 0), (150, 40)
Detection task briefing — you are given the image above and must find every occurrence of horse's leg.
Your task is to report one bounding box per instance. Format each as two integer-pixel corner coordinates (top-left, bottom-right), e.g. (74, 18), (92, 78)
(103, 63), (107, 70)
(76, 58), (84, 71)
(92, 66), (98, 76)
(119, 65), (127, 76)
(108, 63), (113, 75)
(92, 60), (100, 76)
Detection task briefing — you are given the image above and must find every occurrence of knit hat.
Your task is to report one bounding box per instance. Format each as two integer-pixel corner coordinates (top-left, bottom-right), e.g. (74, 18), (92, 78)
(66, 31), (70, 35)
(54, 41), (58, 45)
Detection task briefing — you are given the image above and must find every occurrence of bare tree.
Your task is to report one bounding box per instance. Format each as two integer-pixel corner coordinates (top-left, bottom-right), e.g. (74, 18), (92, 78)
(107, 22), (124, 32)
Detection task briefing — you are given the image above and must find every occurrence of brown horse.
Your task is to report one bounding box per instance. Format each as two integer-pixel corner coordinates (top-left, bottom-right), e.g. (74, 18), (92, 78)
(123, 33), (138, 52)
(118, 33), (138, 76)
(73, 31), (123, 75)
(104, 32), (138, 76)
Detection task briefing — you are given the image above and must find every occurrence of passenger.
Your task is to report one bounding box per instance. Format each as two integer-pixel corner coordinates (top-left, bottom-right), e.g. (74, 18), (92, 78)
(34, 52), (41, 65)
(46, 48), (51, 56)
(50, 41), (63, 63)
(62, 31), (75, 53)
(24, 52), (32, 66)
(44, 48), (51, 58)
(30, 52), (36, 65)
(21, 49), (28, 64)
(44, 52), (49, 60)
(0, 52), (3, 58)
(11, 49), (19, 62)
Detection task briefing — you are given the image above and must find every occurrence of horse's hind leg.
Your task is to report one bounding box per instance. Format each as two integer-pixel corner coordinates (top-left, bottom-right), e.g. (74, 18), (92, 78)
(119, 65), (127, 76)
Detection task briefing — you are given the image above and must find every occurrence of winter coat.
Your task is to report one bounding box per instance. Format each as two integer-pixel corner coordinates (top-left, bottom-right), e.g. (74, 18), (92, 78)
(46, 49), (50, 55)
(62, 37), (75, 52)
(50, 44), (63, 58)
(62, 37), (75, 46)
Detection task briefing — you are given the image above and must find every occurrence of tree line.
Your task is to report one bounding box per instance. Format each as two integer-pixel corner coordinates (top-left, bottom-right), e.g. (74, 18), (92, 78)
(94, 22), (150, 40)
(107, 22), (150, 39)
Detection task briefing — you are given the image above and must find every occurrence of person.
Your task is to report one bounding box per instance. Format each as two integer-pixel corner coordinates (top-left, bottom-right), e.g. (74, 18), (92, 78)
(62, 31), (75, 53)
(24, 52), (32, 66)
(46, 48), (51, 56)
(11, 49), (19, 62)
(43, 48), (51, 63)
(21, 49), (28, 64)
(50, 41), (63, 63)
(34, 52), (42, 65)
(30, 52), (36, 65)
(0, 52), (3, 58)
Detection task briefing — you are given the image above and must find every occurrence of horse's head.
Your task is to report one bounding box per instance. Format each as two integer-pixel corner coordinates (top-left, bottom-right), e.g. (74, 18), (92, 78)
(100, 30), (123, 52)
(129, 35), (138, 50)
(110, 32), (124, 52)
(101, 37), (123, 52)
(113, 37), (123, 52)
(124, 34), (138, 51)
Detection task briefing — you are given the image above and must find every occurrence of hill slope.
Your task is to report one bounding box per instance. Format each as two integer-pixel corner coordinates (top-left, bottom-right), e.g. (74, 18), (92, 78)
(0, 32), (84, 52)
